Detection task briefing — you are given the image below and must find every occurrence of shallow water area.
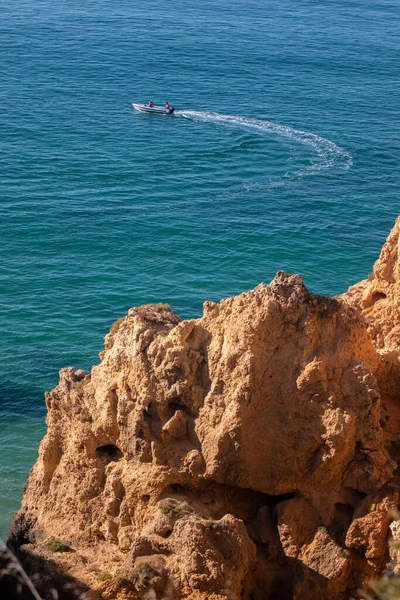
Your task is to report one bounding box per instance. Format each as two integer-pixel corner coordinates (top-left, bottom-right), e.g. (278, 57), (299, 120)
(0, 0), (399, 537)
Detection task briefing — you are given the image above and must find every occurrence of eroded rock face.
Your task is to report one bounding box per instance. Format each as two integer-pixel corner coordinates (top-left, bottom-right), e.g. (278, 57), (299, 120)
(344, 217), (400, 395)
(8, 272), (398, 600)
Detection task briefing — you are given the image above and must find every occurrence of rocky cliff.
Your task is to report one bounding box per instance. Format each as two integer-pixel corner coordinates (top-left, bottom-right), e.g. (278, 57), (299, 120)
(8, 219), (400, 600)
(345, 216), (400, 397)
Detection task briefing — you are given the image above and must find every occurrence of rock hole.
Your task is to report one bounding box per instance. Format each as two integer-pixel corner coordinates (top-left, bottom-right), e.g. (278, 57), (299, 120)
(371, 291), (387, 304)
(331, 503), (354, 544)
(142, 494), (150, 503)
(166, 483), (187, 495)
(343, 487), (367, 507)
(334, 503), (354, 525)
(161, 529), (173, 539)
(95, 444), (123, 463)
(167, 398), (188, 419)
(143, 404), (163, 439)
(161, 483), (297, 523)
(309, 444), (327, 472)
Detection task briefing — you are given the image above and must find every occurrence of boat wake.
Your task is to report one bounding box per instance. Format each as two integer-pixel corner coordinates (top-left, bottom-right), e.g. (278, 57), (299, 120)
(176, 110), (352, 178)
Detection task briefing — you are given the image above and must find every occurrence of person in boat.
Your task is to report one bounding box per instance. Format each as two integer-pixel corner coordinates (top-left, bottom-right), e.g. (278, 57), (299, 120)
(148, 100), (154, 107)
(165, 101), (170, 110)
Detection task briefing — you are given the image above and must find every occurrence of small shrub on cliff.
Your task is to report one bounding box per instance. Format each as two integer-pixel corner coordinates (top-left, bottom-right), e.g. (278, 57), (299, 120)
(132, 562), (160, 588)
(137, 562), (156, 575)
(361, 577), (400, 599)
(159, 498), (192, 519)
(153, 303), (171, 311)
(109, 316), (125, 336)
(47, 540), (71, 553)
(97, 571), (112, 582)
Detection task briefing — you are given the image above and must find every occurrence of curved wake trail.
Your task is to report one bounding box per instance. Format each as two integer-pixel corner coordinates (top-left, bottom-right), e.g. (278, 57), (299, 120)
(176, 110), (352, 176)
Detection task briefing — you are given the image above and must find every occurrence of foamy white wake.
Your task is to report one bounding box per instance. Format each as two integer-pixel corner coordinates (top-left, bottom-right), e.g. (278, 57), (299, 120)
(176, 110), (352, 176)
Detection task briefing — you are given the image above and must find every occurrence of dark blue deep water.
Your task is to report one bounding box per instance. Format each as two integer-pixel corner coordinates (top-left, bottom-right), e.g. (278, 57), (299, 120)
(1, 0), (399, 536)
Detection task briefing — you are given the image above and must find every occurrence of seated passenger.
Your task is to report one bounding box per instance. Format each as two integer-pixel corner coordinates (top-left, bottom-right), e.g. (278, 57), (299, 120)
(165, 101), (170, 109)
(148, 100), (154, 107)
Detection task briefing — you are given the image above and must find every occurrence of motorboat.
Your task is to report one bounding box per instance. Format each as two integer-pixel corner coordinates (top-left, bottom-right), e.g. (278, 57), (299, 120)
(132, 103), (175, 115)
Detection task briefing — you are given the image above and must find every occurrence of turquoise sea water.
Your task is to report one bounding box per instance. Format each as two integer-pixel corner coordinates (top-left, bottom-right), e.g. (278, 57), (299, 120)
(1, 0), (399, 537)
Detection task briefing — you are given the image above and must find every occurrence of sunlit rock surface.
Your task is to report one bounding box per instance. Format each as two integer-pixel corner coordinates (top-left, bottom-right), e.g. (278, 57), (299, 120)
(8, 221), (400, 599)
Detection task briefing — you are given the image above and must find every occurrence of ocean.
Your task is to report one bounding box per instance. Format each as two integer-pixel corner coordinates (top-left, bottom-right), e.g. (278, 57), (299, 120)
(0, 0), (399, 537)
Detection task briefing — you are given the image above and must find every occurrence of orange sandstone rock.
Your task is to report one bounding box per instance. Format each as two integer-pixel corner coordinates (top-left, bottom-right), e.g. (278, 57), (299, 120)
(8, 269), (398, 600)
(344, 216), (400, 395)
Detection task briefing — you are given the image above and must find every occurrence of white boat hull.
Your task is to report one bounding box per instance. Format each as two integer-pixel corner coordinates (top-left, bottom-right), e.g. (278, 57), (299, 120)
(132, 103), (174, 115)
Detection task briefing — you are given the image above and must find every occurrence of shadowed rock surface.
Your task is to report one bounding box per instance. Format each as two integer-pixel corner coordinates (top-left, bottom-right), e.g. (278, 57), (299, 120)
(7, 221), (400, 599)
(0, 539), (92, 600)
(0, 543), (41, 600)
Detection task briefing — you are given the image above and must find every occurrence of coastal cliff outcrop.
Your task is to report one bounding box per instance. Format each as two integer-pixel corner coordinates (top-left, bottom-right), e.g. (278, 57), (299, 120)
(345, 216), (400, 397)
(8, 220), (400, 600)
